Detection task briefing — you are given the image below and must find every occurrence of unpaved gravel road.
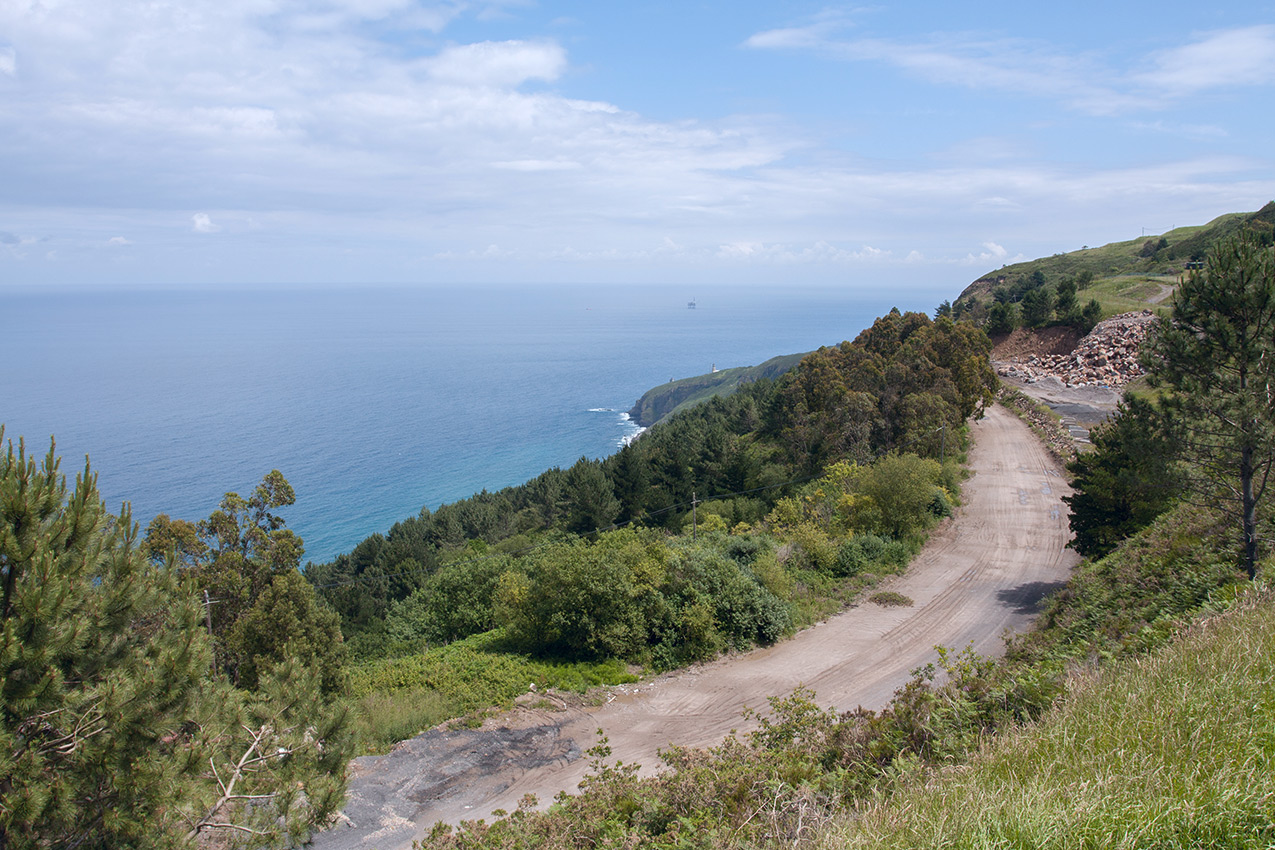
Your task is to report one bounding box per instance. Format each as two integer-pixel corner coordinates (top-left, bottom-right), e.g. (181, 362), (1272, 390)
(312, 403), (1078, 849)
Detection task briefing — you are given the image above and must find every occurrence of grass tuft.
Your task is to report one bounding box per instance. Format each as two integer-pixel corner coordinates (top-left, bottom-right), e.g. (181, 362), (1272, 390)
(868, 591), (914, 607)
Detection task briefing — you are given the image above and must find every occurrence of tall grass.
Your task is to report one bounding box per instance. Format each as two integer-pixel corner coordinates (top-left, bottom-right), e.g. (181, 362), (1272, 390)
(828, 591), (1275, 849)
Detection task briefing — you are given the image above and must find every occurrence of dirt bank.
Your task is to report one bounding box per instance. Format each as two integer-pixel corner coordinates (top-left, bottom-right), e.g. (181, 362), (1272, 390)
(311, 403), (1078, 850)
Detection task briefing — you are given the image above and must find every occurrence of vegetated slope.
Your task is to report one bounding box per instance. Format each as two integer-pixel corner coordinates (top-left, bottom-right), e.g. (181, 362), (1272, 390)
(404, 488), (1262, 850)
(835, 589), (1275, 849)
(628, 352), (807, 427)
(953, 201), (1274, 314)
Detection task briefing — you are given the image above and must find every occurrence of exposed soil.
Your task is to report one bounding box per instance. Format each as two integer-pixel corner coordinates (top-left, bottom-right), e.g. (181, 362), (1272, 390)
(990, 326), (1083, 360)
(310, 405), (1079, 850)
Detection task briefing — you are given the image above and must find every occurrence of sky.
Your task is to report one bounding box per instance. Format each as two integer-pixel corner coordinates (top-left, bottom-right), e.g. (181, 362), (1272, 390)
(2, 1), (1274, 292)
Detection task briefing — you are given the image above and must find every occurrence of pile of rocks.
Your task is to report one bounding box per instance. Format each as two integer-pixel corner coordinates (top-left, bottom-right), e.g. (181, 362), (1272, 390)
(995, 311), (1158, 389)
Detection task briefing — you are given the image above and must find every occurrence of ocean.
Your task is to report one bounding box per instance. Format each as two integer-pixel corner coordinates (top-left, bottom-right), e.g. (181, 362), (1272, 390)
(1, 284), (924, 562)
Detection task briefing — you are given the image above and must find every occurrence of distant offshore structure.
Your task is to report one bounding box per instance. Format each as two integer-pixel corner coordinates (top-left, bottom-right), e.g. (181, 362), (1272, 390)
(688, 298), (696, 309)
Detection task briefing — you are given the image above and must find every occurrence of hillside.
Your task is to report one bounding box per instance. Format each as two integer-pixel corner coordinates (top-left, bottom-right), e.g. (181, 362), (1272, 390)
(627, 352), (807, 427)
(954, 201), (1275, 317)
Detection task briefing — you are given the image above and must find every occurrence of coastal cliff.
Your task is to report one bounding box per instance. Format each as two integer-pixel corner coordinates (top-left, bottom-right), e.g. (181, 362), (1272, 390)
(627, 352), (807, 427)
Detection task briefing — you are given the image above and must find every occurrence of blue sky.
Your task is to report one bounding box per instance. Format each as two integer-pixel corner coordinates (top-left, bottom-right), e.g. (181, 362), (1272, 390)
(2, 1), (1273, 292)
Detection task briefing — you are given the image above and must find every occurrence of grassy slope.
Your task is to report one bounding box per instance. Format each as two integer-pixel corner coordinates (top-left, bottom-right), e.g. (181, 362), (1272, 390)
(954, 202), (1275, 318)
(830, 589), (1275, 850)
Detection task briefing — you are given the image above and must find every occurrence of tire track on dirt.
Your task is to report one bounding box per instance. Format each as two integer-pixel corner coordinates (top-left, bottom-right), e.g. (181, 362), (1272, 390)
(312, 404), (1078, 850)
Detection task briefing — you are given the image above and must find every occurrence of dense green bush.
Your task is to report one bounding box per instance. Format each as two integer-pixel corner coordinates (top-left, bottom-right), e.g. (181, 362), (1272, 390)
(385, 553), (514, 646)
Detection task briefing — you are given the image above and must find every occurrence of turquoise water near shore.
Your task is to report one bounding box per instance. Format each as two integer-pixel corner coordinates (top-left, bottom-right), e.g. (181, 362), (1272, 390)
(1, 284), (926, 561)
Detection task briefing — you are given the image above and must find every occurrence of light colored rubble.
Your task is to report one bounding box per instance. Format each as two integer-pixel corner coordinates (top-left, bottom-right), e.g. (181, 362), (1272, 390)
(994, 311), (1158, 389)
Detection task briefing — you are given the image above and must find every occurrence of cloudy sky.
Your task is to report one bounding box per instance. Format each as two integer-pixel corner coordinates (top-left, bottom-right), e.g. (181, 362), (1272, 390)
(2, 0), (1273, 290)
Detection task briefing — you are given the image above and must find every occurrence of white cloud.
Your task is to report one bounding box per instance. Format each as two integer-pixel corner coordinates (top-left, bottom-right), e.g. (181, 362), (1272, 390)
(748, 31), (1138, 115)
(191, 213), (220, 233)
(745, 21), (1275, 115)
(745, 24), (833, 51)
(1129, 120), (1228, 140)
(424, 40), (566, 87)
(1138, 26), (1275, 96)
(0, 2), (1271, 287)
(107, 236), (131, 245)
(715, 240), (891, 264)
(958, 241), (1025, 266)
(432, 243), (515, 259)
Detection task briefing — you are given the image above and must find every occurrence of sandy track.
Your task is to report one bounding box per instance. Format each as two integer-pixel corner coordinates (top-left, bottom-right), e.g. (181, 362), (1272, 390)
(313, 403), (1078, 849)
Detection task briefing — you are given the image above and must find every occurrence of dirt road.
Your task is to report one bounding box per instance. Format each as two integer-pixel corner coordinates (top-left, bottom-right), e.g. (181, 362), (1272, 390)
(313, 403), (1078, 849)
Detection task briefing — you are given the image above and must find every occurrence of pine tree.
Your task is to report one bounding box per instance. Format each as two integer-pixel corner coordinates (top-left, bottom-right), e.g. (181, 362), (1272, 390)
(0, 432), (209, 847)
(1143, 233), (1275, 578)
(1064, 397), (1184, 559)
(0, 433), (354, 847)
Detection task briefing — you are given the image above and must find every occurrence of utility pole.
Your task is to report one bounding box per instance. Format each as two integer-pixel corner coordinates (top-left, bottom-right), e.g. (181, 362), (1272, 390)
(692, 491), (698, 542)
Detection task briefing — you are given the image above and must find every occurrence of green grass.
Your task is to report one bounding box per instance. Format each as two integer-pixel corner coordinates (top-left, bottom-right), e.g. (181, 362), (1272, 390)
(955, 203), (1274, 314)
(827, 590), (1275, 849)
(1082, 273), (1176, 318)
(347, 630), (637, 752)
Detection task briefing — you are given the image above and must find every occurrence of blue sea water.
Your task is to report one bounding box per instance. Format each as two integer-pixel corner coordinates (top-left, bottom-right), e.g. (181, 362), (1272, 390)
(1, 284), (921, 562)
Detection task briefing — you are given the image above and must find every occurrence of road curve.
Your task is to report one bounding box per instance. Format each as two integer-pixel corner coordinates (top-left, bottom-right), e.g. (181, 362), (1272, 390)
(313, 403), (1078, 849)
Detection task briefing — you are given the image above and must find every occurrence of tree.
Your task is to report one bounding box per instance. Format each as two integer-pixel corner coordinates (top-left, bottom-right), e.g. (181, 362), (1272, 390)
(0, 433), (352, 847)
(0, 433), (210, 846)
(146, 470), (344, 690)
(1055, 278), (1078, 320)
(564, 458), (621, 534)
(1080, 298), (1103, 332)
(1064, 397), (1184, 559)
(1020, 285), (1055, 328)
(233, 570), (345, 694)
(835, 452), (947, 540)
(498, 535), (646, 659)
(985, 300), (1016, 336)
(1143, 233), (1275, 578)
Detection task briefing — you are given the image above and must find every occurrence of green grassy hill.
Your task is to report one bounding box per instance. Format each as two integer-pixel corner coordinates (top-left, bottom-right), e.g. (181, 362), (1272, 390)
(954, 202), (1275, 319)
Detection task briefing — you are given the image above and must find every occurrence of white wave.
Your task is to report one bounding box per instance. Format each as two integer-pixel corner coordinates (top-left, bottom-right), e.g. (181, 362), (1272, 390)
(618, 426), (646, 448)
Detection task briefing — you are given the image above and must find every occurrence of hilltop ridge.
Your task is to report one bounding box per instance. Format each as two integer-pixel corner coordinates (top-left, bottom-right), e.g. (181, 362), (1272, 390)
(954, 201), (1275, 315)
